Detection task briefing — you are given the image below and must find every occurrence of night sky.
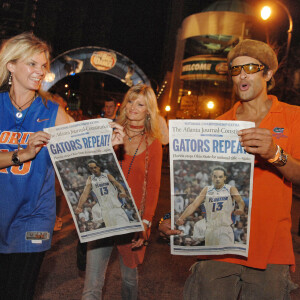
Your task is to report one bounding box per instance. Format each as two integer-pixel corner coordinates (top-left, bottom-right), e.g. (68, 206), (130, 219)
(35, 0), (174, 84)
(34, 0), (300, 85)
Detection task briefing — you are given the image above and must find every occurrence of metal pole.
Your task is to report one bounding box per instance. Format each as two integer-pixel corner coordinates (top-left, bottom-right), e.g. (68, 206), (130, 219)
(274, 0), (293, 59)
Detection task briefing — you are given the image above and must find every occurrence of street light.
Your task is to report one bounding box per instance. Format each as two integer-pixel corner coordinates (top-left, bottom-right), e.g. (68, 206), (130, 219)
(207, 101), (214, 110)
(260, 1), (293, 59)
(207, 101), (214, 119)
(165, 105), (171, 121)
(261, 6), (271, 20)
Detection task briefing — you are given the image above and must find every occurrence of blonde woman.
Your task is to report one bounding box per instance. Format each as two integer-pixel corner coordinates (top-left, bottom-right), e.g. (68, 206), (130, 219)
(82, 84), (163, 300)
(0, 32), (123, 300)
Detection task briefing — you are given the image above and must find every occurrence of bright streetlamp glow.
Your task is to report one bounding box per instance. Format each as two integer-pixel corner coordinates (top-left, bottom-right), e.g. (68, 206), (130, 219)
(165, 105), (171, 112)
(207, 101), (214, 109)
(261, 6), (271, 20)
(187, 90), (192, 95)
(259, 1), (293, 59)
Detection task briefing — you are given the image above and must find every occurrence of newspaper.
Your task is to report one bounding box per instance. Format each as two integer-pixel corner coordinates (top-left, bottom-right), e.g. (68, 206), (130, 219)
(170, 120), (254, 257)
(45, 119), (144, 243)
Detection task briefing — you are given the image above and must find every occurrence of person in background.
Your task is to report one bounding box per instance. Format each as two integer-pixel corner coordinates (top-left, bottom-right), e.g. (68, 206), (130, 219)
(103, 98), (118, 120)
(81, 84), (163, 300)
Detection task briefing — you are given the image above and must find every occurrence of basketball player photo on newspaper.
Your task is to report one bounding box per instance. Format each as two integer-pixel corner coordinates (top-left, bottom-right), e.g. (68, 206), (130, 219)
(169, 120), (254, 257)
(45, 119), (143, 243)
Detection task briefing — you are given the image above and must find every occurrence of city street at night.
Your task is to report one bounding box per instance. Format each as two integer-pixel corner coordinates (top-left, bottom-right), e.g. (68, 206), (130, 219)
(1, 1), (300, 299)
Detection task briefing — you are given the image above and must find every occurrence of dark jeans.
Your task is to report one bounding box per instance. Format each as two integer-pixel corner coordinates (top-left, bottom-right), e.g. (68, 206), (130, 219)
(0, 251), (46, 300)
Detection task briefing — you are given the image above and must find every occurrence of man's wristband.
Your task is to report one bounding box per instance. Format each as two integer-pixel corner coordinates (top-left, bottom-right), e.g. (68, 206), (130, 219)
(268, 145), (288, 167)
(268, 145), (280, 163)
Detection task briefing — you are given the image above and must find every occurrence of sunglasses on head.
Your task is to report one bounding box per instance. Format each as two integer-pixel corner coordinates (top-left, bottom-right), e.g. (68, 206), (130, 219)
(230, 63), (265, 76)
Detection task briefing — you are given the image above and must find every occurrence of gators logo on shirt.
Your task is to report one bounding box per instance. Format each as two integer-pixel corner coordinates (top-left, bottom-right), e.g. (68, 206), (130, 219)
(272, 127), (287, 139)
(273, 127), (284, 133)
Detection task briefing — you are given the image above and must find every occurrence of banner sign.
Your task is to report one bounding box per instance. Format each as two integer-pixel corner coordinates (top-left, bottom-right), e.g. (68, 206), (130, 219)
(181, 56), (228, 81)
(43, 47), (150, 91)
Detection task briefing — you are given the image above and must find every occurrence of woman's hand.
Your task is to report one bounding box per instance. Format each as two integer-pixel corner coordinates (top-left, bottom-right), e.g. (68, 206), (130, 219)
(109, 122), (125, 146)
(131, 222), (148, 249)
(20, 131), (51, 162)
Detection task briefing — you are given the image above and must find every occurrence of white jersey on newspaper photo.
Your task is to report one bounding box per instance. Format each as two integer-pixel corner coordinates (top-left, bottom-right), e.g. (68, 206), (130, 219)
(91, 173), (130, 227)
(205, 183), (233, 228)
(91, 173), (121, 209)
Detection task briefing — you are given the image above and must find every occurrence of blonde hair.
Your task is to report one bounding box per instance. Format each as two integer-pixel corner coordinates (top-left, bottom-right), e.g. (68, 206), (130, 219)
(118, 84), (162, 140)
(0, 32), (51, 89)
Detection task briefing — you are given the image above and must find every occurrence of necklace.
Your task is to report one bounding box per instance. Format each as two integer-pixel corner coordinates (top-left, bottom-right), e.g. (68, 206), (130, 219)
(120, 134), (145, 179)
(125, 128), (145, 142)
(128, 124), (145, 129)
(119, 134), (149, 231)
(9, 92), (37, 119)
(126, 127), (145, 133)
(9, 92), (36, 150)
(139, 135), (149, 217)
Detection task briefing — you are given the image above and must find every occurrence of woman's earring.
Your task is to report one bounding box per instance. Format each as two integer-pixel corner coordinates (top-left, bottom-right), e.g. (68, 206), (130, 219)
(147, 114), (151, 121)
(8, 73), (12, 86)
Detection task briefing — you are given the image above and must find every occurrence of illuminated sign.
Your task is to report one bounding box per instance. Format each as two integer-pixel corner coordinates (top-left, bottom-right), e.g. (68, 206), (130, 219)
(181, 56), (228, 81)
(91, 51), (117, 71)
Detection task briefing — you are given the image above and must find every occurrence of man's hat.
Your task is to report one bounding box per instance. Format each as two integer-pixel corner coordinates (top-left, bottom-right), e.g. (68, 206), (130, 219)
(227, 39), (278, 90)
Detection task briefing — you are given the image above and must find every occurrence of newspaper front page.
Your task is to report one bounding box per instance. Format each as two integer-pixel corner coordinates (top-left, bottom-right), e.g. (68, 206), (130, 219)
(170, 120), (254, 257)
(45, 119), (144, 243)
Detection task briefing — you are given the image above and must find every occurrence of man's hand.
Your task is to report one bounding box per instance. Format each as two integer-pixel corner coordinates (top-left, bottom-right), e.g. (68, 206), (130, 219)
(238, 128), (277, 160)
(159, 218), (182, 238)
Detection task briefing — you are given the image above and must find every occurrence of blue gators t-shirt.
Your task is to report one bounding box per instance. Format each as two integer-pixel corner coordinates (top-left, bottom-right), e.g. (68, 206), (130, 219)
(0, 92), (59, 253)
